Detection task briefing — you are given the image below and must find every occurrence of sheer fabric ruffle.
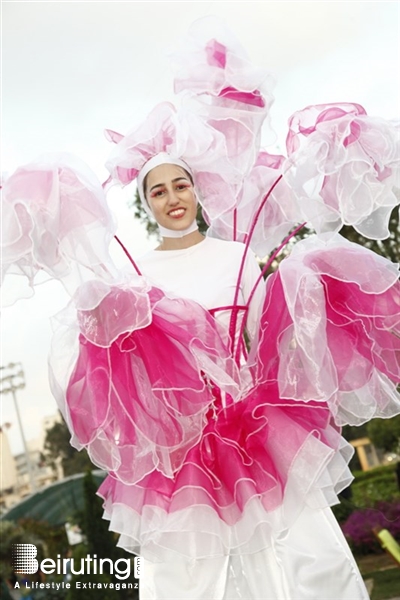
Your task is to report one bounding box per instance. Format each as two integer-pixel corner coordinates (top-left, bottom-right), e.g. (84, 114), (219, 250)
(50, 285), (241, 484)
(253, 234), (400, 425)
(1, 153), (118, 305)
(48, 235), (400, 560)
(284, 103), (400, 238)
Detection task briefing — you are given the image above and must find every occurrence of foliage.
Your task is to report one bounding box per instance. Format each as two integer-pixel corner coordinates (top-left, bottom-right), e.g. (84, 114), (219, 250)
(339, 464), (400, 513)
(352, 474), (400, 508)
(342, 501), (400, 555)
(367, 568), (400, 600)
(65, 544), (120, 600)
(30, 583), (68, 600)
(64, 471), (138, 598)
(342, 423), (369, 442)
(16, 518), (68, 558)
(367, 415), (400, 454)
(80, 470), (117, 560)
(41, 412), (93, 477)
(333, 464), (400, 524)
(0, 521), (44, 581)
(351, 463), (398, 484)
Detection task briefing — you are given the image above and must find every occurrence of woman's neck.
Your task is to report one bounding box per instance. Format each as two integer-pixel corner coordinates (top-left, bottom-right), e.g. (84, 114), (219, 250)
(157, 231), (205, 251)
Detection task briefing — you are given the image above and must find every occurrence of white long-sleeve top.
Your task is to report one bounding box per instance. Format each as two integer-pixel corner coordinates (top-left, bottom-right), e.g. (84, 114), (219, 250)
(136, 236), (265, 346)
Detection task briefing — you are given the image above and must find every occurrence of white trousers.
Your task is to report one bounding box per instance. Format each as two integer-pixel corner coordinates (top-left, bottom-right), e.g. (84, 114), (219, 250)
(139, 505), (369, 600)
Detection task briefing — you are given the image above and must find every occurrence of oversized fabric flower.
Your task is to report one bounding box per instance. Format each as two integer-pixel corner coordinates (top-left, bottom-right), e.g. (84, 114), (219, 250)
(105, 20), (278, 225)
(284, 103), (400, 238)
(172, 16), (276, 183)
(104, 101), (241, 220)
(172, 16), (275, 102)
(105, 102), (186, 186)
(1, 153), (118, 304)
(269, 233), (400, 424)
(208, 151), (300, 258)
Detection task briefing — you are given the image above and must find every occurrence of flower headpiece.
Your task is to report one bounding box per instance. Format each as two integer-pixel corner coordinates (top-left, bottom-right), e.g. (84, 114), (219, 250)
(103, 17), (399, 256)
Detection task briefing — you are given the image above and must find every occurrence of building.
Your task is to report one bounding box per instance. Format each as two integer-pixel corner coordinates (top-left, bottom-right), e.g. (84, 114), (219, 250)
(0, 425), (19, 510)
(0, 413), (64, 511)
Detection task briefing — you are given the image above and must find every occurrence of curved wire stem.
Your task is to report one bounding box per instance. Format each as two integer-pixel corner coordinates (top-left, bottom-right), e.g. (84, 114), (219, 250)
(229, 174), (283, 359)
(114, 235), (142, 276)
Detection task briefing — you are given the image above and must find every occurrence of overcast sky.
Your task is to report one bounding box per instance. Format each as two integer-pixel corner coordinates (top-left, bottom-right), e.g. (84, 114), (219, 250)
(2, 0), (399, 456)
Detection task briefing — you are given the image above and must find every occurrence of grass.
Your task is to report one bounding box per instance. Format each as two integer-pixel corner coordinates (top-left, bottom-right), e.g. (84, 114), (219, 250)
(357, 553), (400, 600)
(364, 569), (400, 600)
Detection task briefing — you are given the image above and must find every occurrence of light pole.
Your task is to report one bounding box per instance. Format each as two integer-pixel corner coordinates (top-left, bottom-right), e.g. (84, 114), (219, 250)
(0, 362), (37, 493)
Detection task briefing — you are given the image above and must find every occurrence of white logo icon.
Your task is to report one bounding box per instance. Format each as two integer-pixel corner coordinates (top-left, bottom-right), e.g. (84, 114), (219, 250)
(134, 556), (141, 578)
(11, 544), (38, 574)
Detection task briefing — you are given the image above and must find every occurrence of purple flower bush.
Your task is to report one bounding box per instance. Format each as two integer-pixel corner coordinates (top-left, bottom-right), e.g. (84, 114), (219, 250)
(342, 501), (400, 554)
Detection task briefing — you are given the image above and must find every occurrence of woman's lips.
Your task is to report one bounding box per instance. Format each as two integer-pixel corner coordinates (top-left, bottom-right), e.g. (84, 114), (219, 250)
(168, 208), (186, 219)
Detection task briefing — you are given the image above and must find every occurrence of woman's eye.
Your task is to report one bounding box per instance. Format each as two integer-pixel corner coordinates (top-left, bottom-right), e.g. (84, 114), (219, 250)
(151, 189), (166, 198)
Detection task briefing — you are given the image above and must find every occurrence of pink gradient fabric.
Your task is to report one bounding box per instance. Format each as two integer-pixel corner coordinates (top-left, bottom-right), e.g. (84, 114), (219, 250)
(101, 20), (399, 262)
(284, 102), (400, 239)
(1, 153), (118, 304)
(50, 233), (400, 560)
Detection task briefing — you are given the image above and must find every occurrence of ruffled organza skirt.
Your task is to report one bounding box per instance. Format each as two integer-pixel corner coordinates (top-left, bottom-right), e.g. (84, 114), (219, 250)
(49, 234), (399, 599)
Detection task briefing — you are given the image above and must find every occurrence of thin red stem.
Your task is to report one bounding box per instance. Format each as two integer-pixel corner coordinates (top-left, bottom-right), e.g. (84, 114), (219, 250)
(229, 174), (283, 357)
(114, 235), (142, 276)
(246, 222), (307, 310)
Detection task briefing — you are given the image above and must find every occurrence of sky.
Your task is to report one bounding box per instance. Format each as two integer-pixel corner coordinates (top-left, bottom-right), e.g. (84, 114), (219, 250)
(2, 0), (400, 456)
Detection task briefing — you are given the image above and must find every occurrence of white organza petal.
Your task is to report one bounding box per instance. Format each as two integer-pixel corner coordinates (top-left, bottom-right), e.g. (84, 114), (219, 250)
(1, 153), (119, 305)
(283, 104), (400, 239)
(268, 234), (400, 423)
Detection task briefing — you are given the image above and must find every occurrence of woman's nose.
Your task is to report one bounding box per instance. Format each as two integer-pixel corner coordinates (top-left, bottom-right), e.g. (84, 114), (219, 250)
(167, 188), (179, 204)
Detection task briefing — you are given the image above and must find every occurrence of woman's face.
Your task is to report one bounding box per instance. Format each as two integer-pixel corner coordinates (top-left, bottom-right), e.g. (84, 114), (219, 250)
(145, 163), (197, 231)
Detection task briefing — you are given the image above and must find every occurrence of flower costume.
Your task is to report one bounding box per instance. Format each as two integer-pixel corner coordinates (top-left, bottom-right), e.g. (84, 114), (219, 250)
(2, 16), (399, 600)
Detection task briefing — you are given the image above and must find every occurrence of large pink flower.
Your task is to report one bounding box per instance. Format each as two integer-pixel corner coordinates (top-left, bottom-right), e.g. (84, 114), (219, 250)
(172, 17), (274, 109)
(208, 151), (299, 258)
(2, 153), (117, 304)
(105, 101), (243, 219)
(284, 103), (399, 238)
(105, 103), (183, 186)
(172, 17), (276, 183)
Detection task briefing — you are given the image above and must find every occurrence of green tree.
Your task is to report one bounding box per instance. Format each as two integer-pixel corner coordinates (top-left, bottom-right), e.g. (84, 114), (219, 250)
(367, 415), (400, 454)
(66, 471), (138, 599)
(81, 470), (117, 560)
(41, 413), (93, 477)
(0, 521), (44, 581)
(342, 423), (369, 443)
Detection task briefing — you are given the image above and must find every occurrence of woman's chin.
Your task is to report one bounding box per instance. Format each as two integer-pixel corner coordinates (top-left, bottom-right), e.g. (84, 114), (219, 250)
(162, 218), (192, 230)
